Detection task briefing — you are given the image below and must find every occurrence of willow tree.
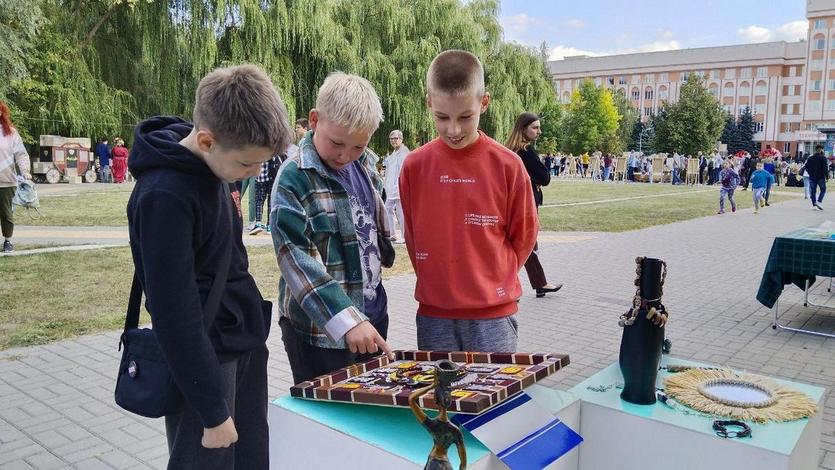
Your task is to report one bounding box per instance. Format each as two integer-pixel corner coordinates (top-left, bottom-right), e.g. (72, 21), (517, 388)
(7, 0), (559, 151)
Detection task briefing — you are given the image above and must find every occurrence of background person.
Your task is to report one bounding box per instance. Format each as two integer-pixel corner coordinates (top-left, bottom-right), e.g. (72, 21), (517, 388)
(383, 129), (409, 243)
(505, 112), (563, 298)
(111, 137), (129, 183)
(0, 101), (32, 253)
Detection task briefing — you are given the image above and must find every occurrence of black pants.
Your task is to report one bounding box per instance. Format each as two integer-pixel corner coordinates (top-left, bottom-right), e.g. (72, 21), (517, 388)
(524, 241), (547, 289)
(254, 180), (273, 223)
(165, 346), (269, 470)
(0, 187), (14, 239)
(810, 179), (827, 205)
(280, 315), (389, 384)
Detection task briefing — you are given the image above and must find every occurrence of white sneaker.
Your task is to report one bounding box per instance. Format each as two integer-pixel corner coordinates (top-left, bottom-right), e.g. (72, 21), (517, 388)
(249, 223), (265, 235)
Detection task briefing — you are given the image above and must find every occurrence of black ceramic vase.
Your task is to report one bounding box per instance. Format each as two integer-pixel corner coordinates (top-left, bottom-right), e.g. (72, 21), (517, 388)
(619, 257), (665, 405)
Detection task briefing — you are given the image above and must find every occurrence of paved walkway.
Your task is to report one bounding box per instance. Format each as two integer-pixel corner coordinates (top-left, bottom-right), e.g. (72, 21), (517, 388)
(1, 196), (834, 468)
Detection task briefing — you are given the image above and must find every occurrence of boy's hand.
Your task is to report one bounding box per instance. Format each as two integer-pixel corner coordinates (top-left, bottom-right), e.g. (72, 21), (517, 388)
(202, 417), (238, 449)
(345, 321), (394, 359)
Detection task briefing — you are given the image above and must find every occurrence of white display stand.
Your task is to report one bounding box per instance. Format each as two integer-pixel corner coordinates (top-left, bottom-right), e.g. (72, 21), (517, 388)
(268, 384), (582, 470)
(571, 359), (824, 470)
(268, 358), (824, 470)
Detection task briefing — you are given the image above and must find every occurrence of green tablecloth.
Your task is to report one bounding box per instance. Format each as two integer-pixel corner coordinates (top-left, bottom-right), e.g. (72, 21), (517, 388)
(756, 227), (835, 308)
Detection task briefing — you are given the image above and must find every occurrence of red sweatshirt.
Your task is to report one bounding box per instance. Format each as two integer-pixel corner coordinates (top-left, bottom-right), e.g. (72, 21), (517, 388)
(399, 131), (539, 319)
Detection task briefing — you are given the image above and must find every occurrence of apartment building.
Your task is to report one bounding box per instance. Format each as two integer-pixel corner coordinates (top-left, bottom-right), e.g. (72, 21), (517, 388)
(548, 0), (835, 157)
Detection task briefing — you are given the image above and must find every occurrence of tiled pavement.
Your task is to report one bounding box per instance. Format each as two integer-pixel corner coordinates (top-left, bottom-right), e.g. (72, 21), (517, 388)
(2, 195), (835, 469)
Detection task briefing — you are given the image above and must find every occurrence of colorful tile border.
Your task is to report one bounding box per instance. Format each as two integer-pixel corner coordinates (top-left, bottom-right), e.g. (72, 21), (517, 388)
(289, 350), (570, 414)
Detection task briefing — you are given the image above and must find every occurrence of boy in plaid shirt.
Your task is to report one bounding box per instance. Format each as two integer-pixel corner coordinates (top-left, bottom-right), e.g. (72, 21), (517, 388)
(270, 72), (394, 383)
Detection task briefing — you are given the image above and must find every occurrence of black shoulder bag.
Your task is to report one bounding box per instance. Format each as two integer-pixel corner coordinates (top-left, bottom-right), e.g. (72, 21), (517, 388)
(115, 184), (233, 418)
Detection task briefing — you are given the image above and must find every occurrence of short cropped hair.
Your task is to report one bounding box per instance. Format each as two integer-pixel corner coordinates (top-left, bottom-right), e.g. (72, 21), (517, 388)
(193, 64), (293, 153)
(295, 118), (309, 129)
(426, 50), (485, 96)
(816, 144), (824, 152)
(389, 130), (403, 139)
(315, 72), (384, 133)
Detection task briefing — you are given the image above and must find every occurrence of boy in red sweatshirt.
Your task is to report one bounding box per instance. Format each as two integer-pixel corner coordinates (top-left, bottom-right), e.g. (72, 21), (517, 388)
(399, 50), (538, 352)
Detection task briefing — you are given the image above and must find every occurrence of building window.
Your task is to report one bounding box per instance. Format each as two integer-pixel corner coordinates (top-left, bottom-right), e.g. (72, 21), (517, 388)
(723, 104), (733, 113)
(738, 106), (748, 115)
(811, 100), (822, 111)
(659, 73), (668, 82)
(755, 104), (765, 114)
(741, 67), (752, 78)
(813, 79), (822, 91)
(645, 74), (654, 83)
(739, 82), (750, 95)
(827, 100), (835, 111)
(816, 38), (827, 50)
(644, 107), (652, 116)
(756, 67), (767, 77)
(812, 59), (824, 70)
(755, 83), (767, 94)
(645, 89), (654, 100)
(619, 76), (627, 85)
(784, 142), (791, 153)
(711, 69), (720, 79)
(631, 89), (640, 100)
(607, 77), (615, 86)
(659, 89), (669, 100)
(815, 19), (827, 30)
(726, 68), (736, 79)
(632, 75), (640, 84)
(796, 85), (802, 95)
(790, 66), (797, 76)
(724, 84), (735, 96)
(829, 79), (835, 89)
(709, 86), (718, 96)
(754, 122), (764, 132)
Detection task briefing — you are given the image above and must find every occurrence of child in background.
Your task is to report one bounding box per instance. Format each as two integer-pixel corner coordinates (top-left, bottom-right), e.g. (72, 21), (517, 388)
(717, 161), (740, 214)
(749, 162), (774, 214)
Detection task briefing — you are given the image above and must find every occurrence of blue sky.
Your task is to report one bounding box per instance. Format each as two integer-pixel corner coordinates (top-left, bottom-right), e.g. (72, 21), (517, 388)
(498, 0), (809, 60)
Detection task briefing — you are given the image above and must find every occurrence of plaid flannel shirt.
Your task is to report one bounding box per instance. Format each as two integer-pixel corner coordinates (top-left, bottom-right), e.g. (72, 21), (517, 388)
(269, 131), (391, 349)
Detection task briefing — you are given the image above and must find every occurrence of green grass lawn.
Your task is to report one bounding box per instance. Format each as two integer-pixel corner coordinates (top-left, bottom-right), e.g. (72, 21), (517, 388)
(538, 181), (801, 232)
(26, 181), (804, 234)
(26, 189), (132, 226)
(0, 244), (413, 350)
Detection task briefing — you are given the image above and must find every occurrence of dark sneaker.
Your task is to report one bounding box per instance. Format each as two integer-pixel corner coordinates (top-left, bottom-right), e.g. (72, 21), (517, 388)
(249, 223), (264, 235)
(817, 205), (824, 211)
(2, 240), (12, 253)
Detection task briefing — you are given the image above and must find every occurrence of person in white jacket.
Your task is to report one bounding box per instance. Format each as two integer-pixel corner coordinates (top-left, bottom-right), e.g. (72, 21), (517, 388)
(383, 130), (410, 243)
(0, 101), (32, 253)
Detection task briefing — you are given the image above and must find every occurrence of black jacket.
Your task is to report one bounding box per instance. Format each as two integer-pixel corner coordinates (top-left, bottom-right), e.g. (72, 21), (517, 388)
(805, 152), (829, 181)
(517, 146), (551, 206)
(127, 116), (271, 428)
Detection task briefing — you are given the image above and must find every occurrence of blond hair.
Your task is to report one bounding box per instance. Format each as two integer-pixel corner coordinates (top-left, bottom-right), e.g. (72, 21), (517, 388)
(315, 72), (384, 133)
(193, 64), (293, 153)
(426, 50), (485, 96)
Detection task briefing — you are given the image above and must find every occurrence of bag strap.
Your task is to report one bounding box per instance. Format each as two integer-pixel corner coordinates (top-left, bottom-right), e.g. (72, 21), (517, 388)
(122, 183), (235, 338)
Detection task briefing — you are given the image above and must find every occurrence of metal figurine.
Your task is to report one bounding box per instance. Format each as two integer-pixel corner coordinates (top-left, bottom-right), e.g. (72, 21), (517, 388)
(409, 360), (467, 470)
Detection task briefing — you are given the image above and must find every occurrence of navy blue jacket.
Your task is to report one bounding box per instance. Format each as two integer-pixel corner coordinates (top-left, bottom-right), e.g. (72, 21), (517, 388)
(127, 116), (271, 428)
(95, 142), (111, 166)
(805, 153), (829, 181)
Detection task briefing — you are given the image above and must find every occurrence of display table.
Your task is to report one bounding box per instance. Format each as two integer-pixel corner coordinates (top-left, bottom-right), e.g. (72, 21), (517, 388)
(268, 384), (582, 469)
(756, 227), (835, 338)
(570, 358), (824, 470)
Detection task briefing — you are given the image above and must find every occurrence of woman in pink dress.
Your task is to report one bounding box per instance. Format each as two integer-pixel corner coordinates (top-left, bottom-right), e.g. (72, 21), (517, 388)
(111, 137), (129, 183)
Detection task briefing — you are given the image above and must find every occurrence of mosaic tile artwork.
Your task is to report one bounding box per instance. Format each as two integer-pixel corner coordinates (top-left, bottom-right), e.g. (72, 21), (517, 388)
(290, 350), (570, 414)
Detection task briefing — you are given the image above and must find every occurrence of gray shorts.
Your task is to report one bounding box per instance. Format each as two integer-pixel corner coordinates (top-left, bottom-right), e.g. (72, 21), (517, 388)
(416, 315), (518, 352)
